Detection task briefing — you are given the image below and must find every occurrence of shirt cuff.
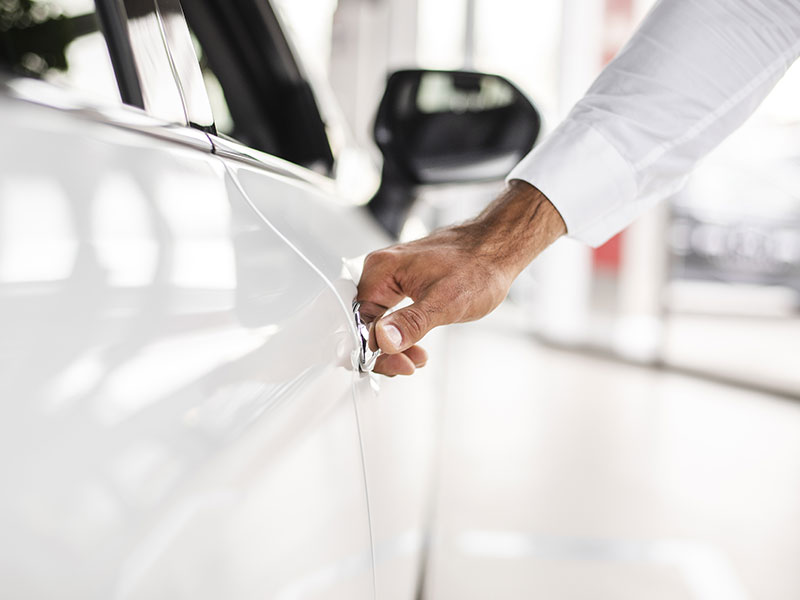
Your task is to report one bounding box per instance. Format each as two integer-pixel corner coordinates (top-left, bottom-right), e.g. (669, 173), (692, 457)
(506, 118), (637, 248)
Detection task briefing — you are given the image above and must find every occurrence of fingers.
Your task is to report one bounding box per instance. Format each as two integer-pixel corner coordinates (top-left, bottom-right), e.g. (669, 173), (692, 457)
(358, 243), (465, 359)
(403, 344), (428, 367)
(357, 250), (406, 315)
(374, 300), (444, 354)
(373, 345), (428, 377)
(374, 353), (415, 376)
(357, 300), (387, 324)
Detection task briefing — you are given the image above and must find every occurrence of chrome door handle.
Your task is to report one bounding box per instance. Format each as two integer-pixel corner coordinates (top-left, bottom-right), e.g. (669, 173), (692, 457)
(352, 301), (381, 373)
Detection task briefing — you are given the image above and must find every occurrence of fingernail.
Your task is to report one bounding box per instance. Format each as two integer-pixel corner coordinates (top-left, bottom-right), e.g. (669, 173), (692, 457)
(381, 323), (403, 351)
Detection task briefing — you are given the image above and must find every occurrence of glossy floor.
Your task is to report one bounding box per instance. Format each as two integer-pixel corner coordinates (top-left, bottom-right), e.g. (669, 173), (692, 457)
(424, 308), (800, 600)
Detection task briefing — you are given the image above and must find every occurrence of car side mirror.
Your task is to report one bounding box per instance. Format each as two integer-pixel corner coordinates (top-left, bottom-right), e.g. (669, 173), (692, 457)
(369, 69), (541, 236)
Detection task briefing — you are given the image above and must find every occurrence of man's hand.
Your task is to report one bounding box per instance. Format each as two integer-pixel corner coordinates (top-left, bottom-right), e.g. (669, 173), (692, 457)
(357, 180), (566, 376)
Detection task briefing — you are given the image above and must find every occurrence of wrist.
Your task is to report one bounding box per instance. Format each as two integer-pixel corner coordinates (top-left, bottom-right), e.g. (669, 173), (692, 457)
(464, 180), (566, 278)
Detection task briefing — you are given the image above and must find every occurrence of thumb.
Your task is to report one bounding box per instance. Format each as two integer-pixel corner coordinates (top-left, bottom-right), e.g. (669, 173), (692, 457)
(375, 302), (440, 354)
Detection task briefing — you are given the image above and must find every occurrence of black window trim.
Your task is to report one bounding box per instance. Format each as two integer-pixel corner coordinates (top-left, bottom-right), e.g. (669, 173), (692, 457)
(95, 0), (144, 109)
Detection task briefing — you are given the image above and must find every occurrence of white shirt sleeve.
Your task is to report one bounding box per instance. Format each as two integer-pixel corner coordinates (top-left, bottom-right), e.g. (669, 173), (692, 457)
(507, 0), (800, 247)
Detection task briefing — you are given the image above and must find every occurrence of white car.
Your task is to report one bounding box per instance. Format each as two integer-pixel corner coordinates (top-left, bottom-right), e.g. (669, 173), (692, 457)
(0, 0), (540, 597)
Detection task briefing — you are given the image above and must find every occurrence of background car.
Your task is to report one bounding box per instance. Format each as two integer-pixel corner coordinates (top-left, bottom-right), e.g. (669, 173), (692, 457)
(669, 130), (800, 299)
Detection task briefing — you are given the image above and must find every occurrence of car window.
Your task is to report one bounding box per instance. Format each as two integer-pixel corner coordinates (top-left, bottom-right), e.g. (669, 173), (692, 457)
(180, 0), (333, 172)
(0, 0), (121, 104)
(181, 12), (278, 153)
(188, 28), (233, 136)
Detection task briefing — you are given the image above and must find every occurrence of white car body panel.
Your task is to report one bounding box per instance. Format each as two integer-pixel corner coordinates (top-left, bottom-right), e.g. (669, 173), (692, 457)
(0, 90), (379, 599)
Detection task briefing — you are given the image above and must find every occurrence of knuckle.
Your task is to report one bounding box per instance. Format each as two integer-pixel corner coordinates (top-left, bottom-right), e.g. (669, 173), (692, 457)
(487, 271), (511, 304)
(363, 250), (385, 269)
(398, 305), (429, 339)
(365, 247), (399, 267)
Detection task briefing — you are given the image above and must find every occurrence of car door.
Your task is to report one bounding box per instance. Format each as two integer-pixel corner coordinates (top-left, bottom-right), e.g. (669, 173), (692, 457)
(172, 2), (446, 598)
(0, 1), (375, 598)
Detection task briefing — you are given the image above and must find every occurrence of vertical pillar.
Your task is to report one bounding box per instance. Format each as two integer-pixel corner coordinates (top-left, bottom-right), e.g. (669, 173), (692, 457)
(529, 0), (603, 344)
(463, 0), (476, 69)
(330, 0), (418, 149)
(613, 0), (668, 362)
(388, 0), (418, 67)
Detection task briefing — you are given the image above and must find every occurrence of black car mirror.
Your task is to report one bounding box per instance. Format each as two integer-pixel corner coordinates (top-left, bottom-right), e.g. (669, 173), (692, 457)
(370, 69), (541, 236)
